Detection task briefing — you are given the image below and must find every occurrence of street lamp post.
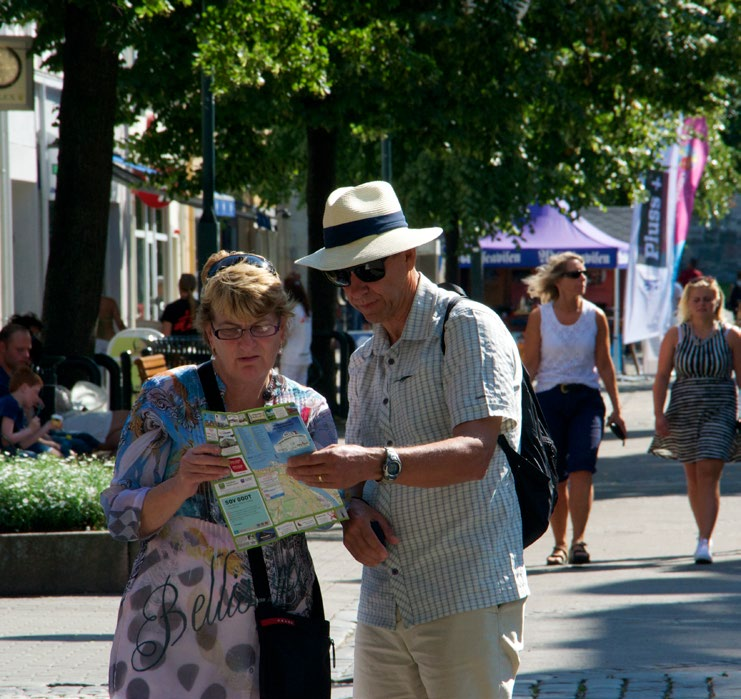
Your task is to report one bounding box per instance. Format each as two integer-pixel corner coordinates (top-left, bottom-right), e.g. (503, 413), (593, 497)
(196, 50), (218, 274)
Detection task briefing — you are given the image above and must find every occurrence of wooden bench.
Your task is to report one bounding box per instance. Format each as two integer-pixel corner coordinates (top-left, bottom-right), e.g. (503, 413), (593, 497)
(134, 354), (169, 384)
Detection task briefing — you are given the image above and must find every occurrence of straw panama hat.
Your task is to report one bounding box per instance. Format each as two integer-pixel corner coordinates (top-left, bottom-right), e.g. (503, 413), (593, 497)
(295, 181), (443, 271)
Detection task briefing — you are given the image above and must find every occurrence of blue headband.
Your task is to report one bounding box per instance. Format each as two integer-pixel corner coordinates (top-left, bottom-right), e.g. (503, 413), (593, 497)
(323, 211), (408, 249)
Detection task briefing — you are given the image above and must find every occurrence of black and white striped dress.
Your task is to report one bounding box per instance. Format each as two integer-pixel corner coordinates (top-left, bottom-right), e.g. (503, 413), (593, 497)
(650, 322), (741, 463)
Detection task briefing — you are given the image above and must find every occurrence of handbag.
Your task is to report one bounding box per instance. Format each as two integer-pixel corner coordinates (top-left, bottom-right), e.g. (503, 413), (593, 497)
(441, 293), (559, 548)
(249, 547), (333, 699)
(196, 361), (333, 699)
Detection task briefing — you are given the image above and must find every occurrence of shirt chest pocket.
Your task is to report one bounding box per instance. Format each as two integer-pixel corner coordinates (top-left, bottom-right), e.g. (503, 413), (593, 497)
(387, 351), (446, 414)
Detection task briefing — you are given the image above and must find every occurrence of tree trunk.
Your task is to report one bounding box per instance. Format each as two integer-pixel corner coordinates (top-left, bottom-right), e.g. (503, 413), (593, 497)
(305, 125), (337, 410)
(42, 3), (119, 358)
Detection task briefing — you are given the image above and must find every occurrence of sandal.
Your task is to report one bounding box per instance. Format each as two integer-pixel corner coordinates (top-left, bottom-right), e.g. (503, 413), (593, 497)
(546, 546), (568, 566)
(569, 541), (591, 565)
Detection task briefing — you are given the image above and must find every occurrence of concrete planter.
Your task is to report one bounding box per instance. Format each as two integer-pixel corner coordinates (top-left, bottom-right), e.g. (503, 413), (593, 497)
(0, 531), (138, 596)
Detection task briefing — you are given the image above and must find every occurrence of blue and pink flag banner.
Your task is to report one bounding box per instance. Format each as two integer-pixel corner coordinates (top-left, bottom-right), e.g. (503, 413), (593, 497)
(673, 117), (708, 276)
(623, 146), (679, 345)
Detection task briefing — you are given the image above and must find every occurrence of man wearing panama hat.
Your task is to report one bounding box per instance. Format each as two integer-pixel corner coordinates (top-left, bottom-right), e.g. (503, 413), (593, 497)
(288, 181), (528, 698)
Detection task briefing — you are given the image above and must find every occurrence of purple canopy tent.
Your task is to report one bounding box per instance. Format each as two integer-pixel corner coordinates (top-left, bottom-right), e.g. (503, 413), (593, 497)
(459, 204), (629, 269)
(458, 204), (629, 369)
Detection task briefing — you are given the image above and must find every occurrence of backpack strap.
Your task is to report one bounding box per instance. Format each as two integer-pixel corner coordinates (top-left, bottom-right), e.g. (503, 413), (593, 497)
(441, 296), (465, 354)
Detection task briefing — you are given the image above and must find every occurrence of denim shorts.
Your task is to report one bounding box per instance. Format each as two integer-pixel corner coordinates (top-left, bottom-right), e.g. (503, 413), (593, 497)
(536, 384), (605, 482)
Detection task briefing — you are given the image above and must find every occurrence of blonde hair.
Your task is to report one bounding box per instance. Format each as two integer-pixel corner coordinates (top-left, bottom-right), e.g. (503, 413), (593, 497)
(196, 251), (294, 333)
(523, 252), (584, 303)
(677, 276), (724, 323)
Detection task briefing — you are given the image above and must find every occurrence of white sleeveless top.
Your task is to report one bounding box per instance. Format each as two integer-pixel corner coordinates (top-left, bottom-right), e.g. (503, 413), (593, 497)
(535, 299), (600, 392)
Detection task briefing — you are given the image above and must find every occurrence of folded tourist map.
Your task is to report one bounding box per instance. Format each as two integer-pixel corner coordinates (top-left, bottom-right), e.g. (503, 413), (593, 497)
(202, 402), (348, 550)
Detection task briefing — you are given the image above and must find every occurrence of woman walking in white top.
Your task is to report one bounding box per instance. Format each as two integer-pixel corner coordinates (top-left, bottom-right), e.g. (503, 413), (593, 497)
(523, 252), (626, 566)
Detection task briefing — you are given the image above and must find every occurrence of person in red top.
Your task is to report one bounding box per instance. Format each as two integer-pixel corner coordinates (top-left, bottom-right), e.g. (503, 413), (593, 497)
(677, 258), (703, 287)
(161, 273), (199, 336)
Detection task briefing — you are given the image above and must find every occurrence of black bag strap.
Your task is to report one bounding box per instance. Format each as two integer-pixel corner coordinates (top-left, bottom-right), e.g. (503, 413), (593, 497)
(440, 295), (465, 354)
(196, 360), (325, 617)
(439, 298), (528, 455)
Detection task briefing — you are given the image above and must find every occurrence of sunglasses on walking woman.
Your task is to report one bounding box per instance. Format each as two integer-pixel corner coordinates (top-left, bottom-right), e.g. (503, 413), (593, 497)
(324, 258), (388, 287)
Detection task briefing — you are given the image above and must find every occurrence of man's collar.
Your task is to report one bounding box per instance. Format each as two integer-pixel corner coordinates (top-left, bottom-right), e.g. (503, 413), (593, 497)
(369, 273), (439, 350)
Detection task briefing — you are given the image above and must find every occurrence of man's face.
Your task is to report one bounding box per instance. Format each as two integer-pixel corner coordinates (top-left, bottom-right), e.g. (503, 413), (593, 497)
(342, 251), (415, 326)
(0, 330), (32, 372)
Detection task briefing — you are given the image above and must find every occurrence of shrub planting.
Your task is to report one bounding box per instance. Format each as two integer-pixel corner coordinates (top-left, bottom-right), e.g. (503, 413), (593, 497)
(0, 453), (114, 533)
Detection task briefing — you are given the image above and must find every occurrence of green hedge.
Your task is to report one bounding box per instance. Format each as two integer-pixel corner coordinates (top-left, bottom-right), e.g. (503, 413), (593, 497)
(0, 454), (114, 533)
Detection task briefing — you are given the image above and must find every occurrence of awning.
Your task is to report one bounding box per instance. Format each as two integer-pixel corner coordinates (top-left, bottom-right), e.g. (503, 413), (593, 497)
(112, 154), (237, 217)
(459, 203), (630, 269)
(112, 155), (171, 208)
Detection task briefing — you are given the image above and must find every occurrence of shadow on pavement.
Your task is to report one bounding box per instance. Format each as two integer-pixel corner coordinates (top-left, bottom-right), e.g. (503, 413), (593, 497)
(595, 451), (741, 501)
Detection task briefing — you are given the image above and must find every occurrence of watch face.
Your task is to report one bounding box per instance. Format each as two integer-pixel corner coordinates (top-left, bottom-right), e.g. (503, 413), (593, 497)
(0, 47), (22, 89)
(384, 449), (401, 480)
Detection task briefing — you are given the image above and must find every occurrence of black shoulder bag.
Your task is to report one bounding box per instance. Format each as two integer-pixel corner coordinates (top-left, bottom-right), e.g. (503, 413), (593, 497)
(441, 294), (559, 548)
(196, 361), (332, 699)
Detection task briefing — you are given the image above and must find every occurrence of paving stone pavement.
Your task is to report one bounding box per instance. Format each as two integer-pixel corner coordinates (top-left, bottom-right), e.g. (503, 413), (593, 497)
(2, 380), (741, 698)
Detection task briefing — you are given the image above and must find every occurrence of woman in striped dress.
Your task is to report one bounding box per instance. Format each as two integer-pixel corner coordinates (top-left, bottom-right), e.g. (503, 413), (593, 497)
(650, 277), (741, 564)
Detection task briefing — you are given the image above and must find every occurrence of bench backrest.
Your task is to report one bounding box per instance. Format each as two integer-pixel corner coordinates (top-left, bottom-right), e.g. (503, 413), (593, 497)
(134, 354), (169, 384)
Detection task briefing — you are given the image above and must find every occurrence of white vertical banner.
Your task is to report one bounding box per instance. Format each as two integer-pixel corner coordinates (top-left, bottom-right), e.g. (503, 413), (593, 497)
(623, 146), (679, 346)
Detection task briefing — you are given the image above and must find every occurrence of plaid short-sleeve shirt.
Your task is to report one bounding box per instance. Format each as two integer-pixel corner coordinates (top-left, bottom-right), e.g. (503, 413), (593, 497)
(346, 274), (529, 629)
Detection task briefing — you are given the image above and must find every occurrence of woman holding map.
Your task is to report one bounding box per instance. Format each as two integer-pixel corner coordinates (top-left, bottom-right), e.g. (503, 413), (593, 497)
(101, 251), (338, 699)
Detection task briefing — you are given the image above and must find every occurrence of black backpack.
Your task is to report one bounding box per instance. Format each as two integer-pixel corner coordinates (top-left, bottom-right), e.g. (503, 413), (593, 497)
(441, 291), (559, 548)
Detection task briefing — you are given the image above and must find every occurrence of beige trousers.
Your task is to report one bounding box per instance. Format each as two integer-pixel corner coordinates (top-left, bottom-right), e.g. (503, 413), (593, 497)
(353, 598), (526, 699)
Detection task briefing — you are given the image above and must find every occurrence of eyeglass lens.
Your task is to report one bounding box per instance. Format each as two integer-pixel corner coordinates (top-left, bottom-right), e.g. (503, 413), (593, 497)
(211, 321), (281, 340)
(325, 258), (387, 287)
(563, 270), (587, 279)
(207, 253), (278, 279)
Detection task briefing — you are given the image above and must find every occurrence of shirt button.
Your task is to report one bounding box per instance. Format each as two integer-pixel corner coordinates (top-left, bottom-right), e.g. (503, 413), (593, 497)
(391, 568), (399, 575)
(382, 398), (388, 405)
(388, 358), (395, 365)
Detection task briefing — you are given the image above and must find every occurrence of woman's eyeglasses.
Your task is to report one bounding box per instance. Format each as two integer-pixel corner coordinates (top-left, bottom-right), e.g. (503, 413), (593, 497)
(324, 258), (387, 288)
(207, 253), (278, 279)
(562, 270), (587, 279)
(211, 320), (281, 340)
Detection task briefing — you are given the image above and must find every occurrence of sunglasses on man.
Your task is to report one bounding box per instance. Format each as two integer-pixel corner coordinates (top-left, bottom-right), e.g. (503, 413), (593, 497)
(324, 257), (388, 287)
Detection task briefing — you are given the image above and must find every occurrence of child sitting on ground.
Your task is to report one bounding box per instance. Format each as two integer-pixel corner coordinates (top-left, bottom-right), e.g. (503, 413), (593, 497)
(0, 366), (63, 457)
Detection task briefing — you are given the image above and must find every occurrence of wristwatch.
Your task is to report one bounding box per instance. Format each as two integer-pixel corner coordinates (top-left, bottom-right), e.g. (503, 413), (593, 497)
(381, 447), (402, 483)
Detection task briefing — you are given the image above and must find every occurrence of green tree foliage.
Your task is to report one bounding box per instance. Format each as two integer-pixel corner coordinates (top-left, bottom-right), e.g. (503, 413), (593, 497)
(1, 0), (739, 369)
(132, 0), (739, 238)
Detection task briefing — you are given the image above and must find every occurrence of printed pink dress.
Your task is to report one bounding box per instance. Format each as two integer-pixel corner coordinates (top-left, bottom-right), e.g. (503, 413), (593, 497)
(101, 364), (337, 698)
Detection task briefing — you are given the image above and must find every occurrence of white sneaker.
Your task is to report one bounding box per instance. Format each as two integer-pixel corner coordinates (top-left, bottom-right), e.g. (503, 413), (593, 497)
(694, 538), (713, 564)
